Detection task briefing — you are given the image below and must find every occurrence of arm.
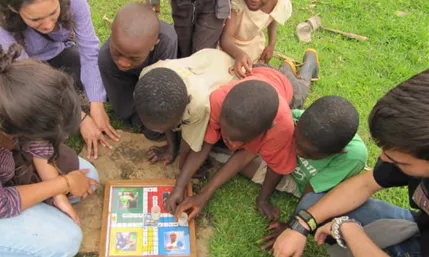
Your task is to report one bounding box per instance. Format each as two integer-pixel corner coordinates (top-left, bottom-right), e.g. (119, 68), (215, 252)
(341, 223), (389, 257)
(256, 167), (282, 220)
(33, 157), (60, 181)
(0, 27), (29, 59)
(308, 170), (382, 224)
(267, 21), (277, 48)
(220, 11), (246, 59)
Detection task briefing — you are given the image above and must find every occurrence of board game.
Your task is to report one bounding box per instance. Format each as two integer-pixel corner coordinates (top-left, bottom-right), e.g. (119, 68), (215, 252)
(100, 180), (197, 257)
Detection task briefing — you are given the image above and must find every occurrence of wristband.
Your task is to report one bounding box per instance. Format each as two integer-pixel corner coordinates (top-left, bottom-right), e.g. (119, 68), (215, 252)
(61, 175), (71, 195)
(331, 216), (361, 248)
(287, 216), (310, 237)
(297, 210), (318, 232)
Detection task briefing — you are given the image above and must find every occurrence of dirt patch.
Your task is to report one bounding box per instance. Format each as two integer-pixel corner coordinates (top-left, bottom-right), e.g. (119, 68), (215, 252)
(75, 130), (216, 256)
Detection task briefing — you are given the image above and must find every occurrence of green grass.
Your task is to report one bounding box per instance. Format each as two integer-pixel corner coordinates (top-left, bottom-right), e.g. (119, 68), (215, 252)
(75, 0), (429, 256)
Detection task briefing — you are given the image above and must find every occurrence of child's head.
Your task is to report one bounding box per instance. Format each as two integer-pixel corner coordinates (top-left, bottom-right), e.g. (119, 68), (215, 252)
(110, 3), (159, 71)
(134, 68), (189, 133)
(0, 44), (80, 160)
(369, 69), (429, 177)
(244, 0), (271, 11)
(294, 96), (359, 160)
(220, 80), (279, 143)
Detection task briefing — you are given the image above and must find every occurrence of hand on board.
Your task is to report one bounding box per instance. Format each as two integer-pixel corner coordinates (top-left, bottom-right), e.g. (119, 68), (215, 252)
(53, 194), (81, 226)
(80, 114), (111, 159)
(256, 198), (280, 221)
(147, 145), (177, 165)
(164, 188), (184, 215)
(90, 102), (121, 143)
(259, 222), (288, 254)
(175, 192), (210, 222)
(259, 45), (274, 64)
(273, 228), (308, 257)
(229, 52), (253, 78)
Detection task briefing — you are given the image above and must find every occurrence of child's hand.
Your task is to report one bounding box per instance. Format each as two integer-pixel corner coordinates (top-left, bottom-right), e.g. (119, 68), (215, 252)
(175, 192), (210, 222)
(256, 198), (280, 221)
(230, 53), (253, 78)
(53, 194), (81, 226)
(147, 145), (177, 165)
(259, 45), (274, 64)
(164, 188), (185, 214)
(259, 221), (288, 254)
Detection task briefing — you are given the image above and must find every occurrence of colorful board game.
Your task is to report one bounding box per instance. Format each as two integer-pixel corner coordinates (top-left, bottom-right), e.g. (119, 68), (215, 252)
(100, 180), (197, 257)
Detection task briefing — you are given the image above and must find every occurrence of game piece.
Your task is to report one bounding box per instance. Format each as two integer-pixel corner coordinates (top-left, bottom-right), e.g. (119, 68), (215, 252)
(100, 180), (197, 257)
(178, 213), (188, 227)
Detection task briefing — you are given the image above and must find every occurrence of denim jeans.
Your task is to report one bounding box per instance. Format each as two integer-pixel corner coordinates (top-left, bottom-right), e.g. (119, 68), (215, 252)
(297, 192), (422, 257)
(0, 157), (99, 257)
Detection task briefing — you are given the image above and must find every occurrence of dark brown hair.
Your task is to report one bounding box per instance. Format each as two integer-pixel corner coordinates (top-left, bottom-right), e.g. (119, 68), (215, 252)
(0, 43), (80, 165)
(369, 69), (429, 160)
(0, 0), (73, 44)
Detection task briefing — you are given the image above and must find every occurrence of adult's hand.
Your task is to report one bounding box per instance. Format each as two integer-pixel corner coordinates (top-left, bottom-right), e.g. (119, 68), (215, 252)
(90, 102), (121, 142)
(66, 169), (99, 198)
(273, 228), (308, 257)
(80, 114), (111, 159)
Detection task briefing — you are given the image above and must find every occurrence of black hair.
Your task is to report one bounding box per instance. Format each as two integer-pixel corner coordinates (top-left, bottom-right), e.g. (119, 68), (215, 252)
(297, 96), (359, 155)
(134, 68), (188, 126)
(0, 0), (73, 44)
(221, 80), (279, 140)
(0, 43), (81, 162)
(369, 69), (429, 160)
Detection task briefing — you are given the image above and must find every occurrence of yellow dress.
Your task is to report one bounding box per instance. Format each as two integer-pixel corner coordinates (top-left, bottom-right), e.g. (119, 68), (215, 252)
(231, 0), (292, 63)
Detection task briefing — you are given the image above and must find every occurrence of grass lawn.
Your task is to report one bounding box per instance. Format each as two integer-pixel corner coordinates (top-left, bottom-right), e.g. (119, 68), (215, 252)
(75, 0), (429, 256)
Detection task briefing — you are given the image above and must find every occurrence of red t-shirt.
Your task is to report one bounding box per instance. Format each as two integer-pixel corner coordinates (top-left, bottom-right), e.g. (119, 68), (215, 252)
(205, 67), (296, 174)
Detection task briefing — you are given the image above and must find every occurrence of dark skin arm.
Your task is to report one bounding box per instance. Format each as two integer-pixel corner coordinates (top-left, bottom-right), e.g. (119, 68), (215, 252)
(164, 142), (213, 214)
(259, 21), (277, 64)
(220, 11), (253, 78)
(260, 182), (314, 254)
(178, 138), (192, 170)
(256, 168), (282, 221)
(147, 130), (178, 165)
(175, 150), (257, 221)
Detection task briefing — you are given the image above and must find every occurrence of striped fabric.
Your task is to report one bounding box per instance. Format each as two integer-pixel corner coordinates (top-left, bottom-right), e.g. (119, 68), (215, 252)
(0, 0), (105, 102)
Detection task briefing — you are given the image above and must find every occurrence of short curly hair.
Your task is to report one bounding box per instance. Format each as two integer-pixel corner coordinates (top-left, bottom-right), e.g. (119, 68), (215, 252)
(134, 68), (188, 126)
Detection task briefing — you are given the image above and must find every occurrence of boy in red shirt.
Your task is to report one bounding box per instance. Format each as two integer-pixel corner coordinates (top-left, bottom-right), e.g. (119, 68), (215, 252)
(165, 50), (319, 220)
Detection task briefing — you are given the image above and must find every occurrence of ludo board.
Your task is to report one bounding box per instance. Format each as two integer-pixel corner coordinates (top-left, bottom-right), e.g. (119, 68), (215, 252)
(100, 180), (197, 257)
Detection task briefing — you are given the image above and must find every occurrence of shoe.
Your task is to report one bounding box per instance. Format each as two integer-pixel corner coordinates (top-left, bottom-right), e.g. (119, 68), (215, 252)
(301, 48), (320, 81)
(282, 59), (298, 77)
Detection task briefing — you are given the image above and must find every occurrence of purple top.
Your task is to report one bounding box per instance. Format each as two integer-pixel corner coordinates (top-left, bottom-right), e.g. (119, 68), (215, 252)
(0, 0), (105, 102)
(0, 143), (54, 219)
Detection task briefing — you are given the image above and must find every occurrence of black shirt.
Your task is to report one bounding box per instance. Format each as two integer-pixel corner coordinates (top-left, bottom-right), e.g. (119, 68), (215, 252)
(373, 159), (429, 255)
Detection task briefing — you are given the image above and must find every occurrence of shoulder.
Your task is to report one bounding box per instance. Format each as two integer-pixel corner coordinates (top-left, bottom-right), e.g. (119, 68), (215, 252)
(70, 0), (90, 13)
(23, 142), (54, 159)
(271, 0), (293, 24)
(158, 21), (178, 43)
(0, 147), (14, 171)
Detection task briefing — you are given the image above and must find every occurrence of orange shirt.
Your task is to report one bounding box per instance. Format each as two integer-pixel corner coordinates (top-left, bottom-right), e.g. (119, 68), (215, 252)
(204, 67), (296, 174)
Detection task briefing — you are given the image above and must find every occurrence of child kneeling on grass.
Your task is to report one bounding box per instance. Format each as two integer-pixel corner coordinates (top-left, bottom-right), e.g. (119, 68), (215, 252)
(0, 44), (99, 257)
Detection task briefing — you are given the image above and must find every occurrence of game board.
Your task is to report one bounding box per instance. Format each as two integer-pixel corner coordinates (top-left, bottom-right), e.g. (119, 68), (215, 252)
(100, 180), (197, 257)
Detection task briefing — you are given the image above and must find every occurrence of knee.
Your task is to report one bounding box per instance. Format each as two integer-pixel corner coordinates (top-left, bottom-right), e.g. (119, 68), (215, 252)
(296, 192), (326, 213)
(45, 222), (83, 257)
(78, 157), (100, 184)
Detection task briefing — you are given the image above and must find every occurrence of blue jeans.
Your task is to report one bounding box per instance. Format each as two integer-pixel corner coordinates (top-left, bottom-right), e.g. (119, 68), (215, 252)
(297, 193), (421, 257)
(0, 157), (99, 257)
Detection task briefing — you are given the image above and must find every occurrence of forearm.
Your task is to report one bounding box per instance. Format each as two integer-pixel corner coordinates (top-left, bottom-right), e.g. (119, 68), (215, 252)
(178, 138), (191, 170)
(221, 36), (246, 59)
(175, 142), (213, 189)
(165, 131), (177, 152)
(342, 223), (388, 257)
(33, 157), (60, 181)
(267, 21), (277, 47)
(257, 168), (282, 201)
(308, 170), (381, 224)
(17, 177), (69, 210)
(202, 150), (257, 196)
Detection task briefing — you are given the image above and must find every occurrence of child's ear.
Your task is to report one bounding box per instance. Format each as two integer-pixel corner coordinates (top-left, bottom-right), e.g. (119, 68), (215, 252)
(151, 39), (160, 51)
(187, 95), (192, 104)
(339, 149), (348, 154)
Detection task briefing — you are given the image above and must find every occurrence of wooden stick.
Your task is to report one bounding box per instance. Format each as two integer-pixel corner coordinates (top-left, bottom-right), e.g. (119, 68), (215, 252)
(274, 51), (303, 66)
(320, 26), (368, 41)
(102, 14), (113, 24)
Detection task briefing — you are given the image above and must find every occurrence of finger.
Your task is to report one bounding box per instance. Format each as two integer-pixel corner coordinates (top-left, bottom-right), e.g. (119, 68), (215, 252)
(87, 186), (94, 195)
(99, 135), (112, 149)
(88, 178), (100, 187)
(267, 222), (279, 231)
(149, 155), (160, 164)
(146, 151), (156, 160)
(187, 206), (200, 221)
(92, 138), (99, 159)
(261, 240), (275, 251)
(175, 199), (191, 220)
(236, 65), (246, 78)
(86, 140), (93, 159)
(107, 124), (121, 141)
(228, 66), (235, 75)
(268, 248), (274, 255)
(261, 234), (275, 243)
(79, 169), (90, 174)
(82, 192), (89, 200)
(273, 208), (280, 221)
